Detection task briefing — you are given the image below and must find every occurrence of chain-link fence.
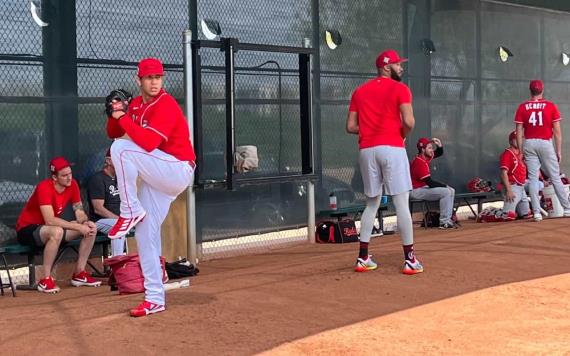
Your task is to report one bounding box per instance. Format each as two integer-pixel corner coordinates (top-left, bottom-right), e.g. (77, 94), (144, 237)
(3, 0), (570, 269)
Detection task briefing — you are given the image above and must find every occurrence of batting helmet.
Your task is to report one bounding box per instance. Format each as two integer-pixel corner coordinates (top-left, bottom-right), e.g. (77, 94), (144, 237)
(467, 177), (493, 193)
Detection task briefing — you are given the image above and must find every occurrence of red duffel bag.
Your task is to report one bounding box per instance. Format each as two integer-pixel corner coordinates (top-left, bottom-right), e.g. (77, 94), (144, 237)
(104, 254), (167, 294)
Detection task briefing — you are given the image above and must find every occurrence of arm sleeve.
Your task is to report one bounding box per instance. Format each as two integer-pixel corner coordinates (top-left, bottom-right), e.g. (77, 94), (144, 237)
(87, 174), (105, 200)
(434, 146), (443, 158)
(37, 182), (52, 206)
(398, 85), (412, 105)
(499, 151), (510, 171)
(424, 177), (447, 188)
(552, 103), (561, 122)
(348, 90), (358, 112)
(118, 116), (163, 152)
(514, 105), (524, 123)
(106, 117), (126, 138)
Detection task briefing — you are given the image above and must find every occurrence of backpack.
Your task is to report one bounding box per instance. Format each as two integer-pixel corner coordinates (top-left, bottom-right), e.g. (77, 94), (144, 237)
(104, 254), (167, 294)
(420, 211), (440, 228)
(316, 220), (359, 243)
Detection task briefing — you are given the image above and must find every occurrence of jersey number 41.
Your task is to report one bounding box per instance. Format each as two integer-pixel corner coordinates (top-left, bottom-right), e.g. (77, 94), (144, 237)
(529, 111), (543, 126)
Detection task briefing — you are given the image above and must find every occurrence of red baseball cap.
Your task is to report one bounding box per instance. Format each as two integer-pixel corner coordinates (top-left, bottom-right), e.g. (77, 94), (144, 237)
(417, 137), (431, 151)
(509, 130), (516, 142)
(529, 79), (544, 93)
(49, 156), (71, 174)
(137, 58), (164, 78)
(375, 49), (408, 68)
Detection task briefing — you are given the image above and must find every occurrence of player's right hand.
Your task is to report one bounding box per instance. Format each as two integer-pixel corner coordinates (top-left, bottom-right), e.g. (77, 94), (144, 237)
(505, 189), (515, 202)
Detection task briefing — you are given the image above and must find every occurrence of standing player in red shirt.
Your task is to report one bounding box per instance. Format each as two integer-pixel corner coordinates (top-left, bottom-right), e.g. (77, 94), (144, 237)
(106, 58), (196, 317)
(346, 49), (423, 275)
(16, 157), (101, 293)
(514, 80), (570, 221)
(500, 131), (529, 218)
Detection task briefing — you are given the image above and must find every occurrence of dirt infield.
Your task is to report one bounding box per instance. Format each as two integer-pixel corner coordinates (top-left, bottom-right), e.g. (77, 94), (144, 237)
(1, 219), (570, 355)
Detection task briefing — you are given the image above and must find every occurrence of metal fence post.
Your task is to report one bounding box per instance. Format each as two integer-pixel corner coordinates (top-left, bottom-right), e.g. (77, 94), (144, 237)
(184, 30), (199, 264)
(303, 37), (316, 244)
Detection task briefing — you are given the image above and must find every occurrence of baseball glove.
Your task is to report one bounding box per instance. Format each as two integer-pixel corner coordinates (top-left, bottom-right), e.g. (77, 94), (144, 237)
(105, 89), (132, 117)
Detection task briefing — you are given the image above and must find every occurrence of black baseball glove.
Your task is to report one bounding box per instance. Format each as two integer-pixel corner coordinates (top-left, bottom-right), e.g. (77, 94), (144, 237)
(105, 89), (133, 117)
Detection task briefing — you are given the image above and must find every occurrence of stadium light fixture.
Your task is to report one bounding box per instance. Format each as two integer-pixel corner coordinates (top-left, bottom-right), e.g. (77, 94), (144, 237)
(325, 29), (342, 50)
(201, 19), (221, 40)
(421, 39), (436, 55)
(562, 52), (570, 66)
(498, 46), (513, 62)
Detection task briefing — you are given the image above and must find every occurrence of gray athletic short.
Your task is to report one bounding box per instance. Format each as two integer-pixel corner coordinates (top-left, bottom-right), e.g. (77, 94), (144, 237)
(359, 145), (412, 197)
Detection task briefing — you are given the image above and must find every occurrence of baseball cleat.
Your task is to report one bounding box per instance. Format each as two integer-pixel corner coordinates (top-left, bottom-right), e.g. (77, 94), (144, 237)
(71, 271), (102, 287)
(402, 258), (424, 275)
(37, 276), (61, 294)
(563, 209), (570, 217)
(439, 222), (456, 229)
(355, 255), (378, 272)
(533, 213), (543, 222)
(130, 301), (166, 317)
(108, 211), (146, 239)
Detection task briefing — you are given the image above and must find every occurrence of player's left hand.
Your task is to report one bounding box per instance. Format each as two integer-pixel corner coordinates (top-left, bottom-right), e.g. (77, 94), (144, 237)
(84, 221), (97, 237)
(105, 89), (132, 119)
(431, 137), (442, 147)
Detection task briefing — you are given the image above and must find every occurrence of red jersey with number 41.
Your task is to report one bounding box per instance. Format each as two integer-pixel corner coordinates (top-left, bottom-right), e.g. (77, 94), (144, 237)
(514, 99), (561, 140)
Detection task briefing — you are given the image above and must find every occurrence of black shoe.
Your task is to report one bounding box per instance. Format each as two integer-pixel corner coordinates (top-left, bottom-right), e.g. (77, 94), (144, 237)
(439, 222), (456, 229)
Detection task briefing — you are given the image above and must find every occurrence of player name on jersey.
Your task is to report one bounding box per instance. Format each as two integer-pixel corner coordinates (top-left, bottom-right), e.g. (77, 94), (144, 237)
(524, 102), (546, 110)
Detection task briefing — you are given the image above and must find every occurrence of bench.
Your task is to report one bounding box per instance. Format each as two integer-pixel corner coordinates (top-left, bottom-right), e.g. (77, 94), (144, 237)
(2, 233), (115, 290)
(318, 200), (390, 236)
(409, 191), (503, 227)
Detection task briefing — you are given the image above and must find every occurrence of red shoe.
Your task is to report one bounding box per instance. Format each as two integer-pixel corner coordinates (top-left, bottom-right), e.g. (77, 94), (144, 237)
(37, 276), (60, 294)
(130, 300), (166, 317)
(108, 212), (146, 239)
(71, 271), (102, 287)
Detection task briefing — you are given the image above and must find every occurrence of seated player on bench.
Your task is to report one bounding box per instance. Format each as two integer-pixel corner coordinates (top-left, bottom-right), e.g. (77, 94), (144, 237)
(15, 157), (101, 294)
(410, 137), (458, 229)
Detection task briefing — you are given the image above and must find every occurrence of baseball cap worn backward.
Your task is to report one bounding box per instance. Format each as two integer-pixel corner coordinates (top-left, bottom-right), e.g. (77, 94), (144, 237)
(375, 49), (408, 68)
(417, 137), (431, 151)
(49, 156), (71, 174)
(529, 79), (543, 93)
(138, 58), (164, 78)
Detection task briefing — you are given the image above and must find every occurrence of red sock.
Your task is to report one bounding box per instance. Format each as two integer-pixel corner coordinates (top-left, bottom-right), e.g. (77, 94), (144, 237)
(359, 242), (369, 259)
(403, 244), (415, 262)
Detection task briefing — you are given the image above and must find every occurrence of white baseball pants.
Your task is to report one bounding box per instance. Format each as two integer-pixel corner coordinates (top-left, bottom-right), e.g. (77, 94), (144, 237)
(410, 186), (455, 224)
(95, 218), (125, 256)
(501, 184), (529, 217)
(524, 138), (570, 215)
(111, 139), (194, 305)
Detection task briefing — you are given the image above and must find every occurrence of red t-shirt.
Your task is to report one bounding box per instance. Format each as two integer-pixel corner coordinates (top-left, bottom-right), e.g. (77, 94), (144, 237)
(499, 148), (527, 185)
(514, 99), (561, 140)
(410, 155), (432, 189)
(349, 77), (412, 149)
(107, 89), (196, 162)
(16, 179), (81, 231)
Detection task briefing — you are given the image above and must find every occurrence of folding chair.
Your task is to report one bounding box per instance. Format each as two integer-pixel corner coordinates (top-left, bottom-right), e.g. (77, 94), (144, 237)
(0, 247), (16, 297)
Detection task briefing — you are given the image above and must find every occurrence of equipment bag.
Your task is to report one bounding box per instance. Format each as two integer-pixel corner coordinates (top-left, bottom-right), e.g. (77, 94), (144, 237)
(316, 220), (359, 243)
(165, 258), (200, 279)
(420, 211), (440, 228)
(104, 254), (167, 294)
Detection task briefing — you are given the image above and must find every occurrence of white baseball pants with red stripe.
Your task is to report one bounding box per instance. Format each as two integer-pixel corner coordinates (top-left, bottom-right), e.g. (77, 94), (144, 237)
(111, 139), (194, 305)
